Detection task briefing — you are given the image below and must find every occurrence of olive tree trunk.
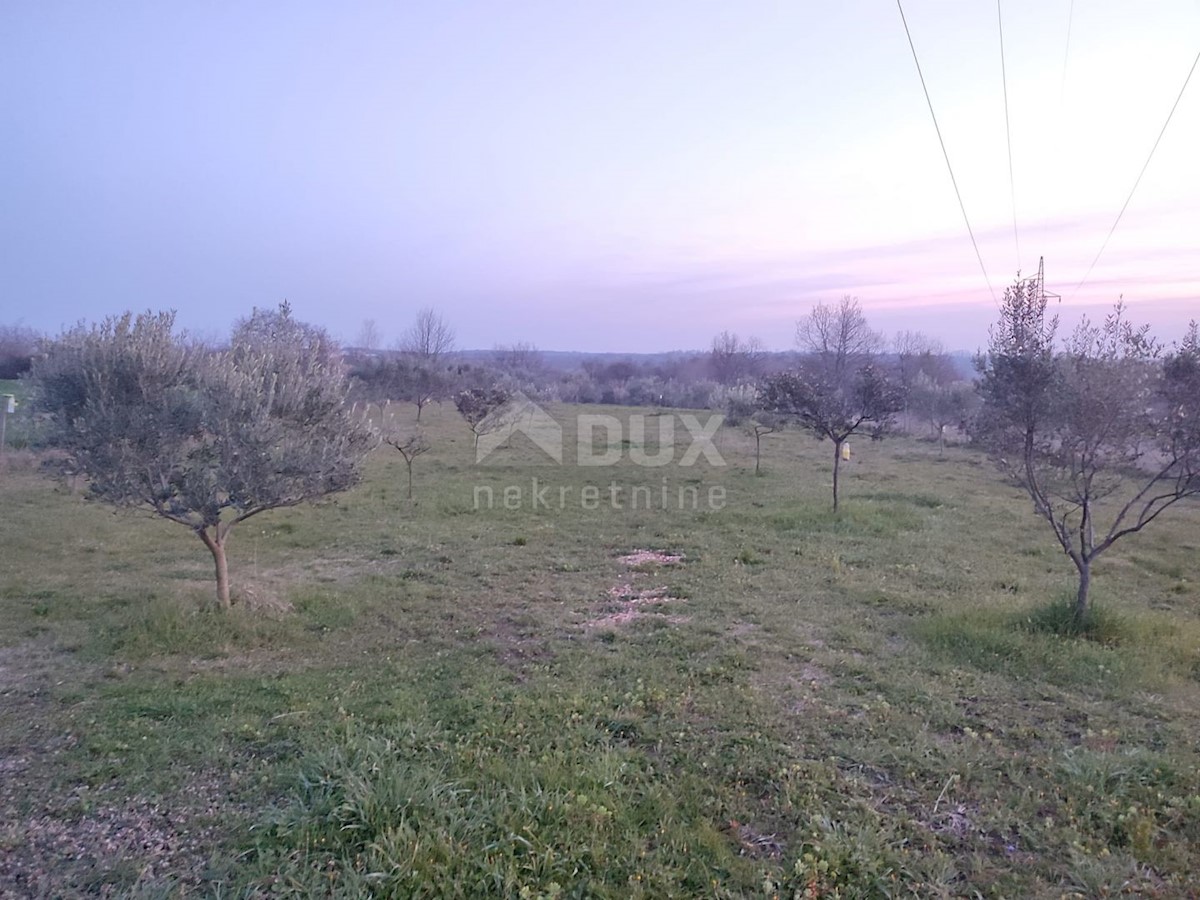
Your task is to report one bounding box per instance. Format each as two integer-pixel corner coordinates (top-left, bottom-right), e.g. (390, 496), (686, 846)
(1073, 556), (1091, 623)
(198, 528), (232, 609)
(832, 441), (842, 512)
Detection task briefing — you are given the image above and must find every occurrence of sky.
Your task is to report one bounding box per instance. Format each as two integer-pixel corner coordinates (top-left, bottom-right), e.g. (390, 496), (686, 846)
(2, 1), (1198, 353)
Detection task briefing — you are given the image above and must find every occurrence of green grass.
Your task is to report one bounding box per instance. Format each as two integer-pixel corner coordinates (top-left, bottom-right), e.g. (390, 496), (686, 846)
(1, 402), (1199, 896)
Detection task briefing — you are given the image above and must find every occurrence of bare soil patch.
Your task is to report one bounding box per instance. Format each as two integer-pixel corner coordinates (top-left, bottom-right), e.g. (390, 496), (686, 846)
(0, 640), (245, 897)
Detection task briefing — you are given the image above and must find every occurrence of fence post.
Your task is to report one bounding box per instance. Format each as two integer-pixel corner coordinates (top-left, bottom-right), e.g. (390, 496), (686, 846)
(0, 394), (12, 456)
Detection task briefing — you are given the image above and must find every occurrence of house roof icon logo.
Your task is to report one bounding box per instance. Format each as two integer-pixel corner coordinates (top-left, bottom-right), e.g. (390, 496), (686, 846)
(475, 392), (563, 465)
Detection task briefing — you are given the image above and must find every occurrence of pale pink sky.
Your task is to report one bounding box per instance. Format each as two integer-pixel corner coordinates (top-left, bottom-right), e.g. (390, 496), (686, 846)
(2, 1), (1198, 351)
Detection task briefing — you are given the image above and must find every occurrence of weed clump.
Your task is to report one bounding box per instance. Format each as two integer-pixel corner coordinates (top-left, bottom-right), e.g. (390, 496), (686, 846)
(1019, 597), (1129, 645)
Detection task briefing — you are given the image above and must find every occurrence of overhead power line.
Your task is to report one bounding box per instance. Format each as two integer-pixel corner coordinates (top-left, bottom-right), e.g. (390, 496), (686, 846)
(1072, 46), (1200, 297)
(896, 0), (998, 305)
(1060, 0), (1074, 109)
(998, 0), (1021, 271)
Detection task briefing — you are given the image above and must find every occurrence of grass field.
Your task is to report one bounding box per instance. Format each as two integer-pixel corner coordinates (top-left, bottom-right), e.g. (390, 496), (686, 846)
(2, 401), (1199, 898)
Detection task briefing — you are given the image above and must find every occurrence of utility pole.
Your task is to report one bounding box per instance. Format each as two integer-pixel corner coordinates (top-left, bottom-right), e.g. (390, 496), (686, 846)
(1029, 257), (1060, 307)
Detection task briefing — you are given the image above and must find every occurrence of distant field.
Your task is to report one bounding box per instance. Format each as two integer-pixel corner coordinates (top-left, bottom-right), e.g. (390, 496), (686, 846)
(1, 401), (1198, 897)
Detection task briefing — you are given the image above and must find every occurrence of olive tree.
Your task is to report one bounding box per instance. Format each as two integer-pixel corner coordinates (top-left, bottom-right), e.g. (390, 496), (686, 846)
(31, 305), (375, 608)
(381, 307), (457, 420)
(976, 279), (1200, 621)
(892, 330), (955, 429)
(455, 386), (512, 453)
(911, 373), (977, 455)
(364, 355), (451, 421)
(0, 323), (40, 379)
(760, 366), (899, 511)
(762, 298), (900, 510)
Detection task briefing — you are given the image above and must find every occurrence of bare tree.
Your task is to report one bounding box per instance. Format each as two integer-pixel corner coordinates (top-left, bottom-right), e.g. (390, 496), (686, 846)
(385, 429), (429, 500)
(748, 418), (778, 477)
(356, 318), (382, 352)
(976, 279), (1200, 622)
(400, 307), (455, 366)
(796, 296), (882, 381)
(30, 305), (375, 608)
(709, 331), (765, 385)
(727, 395), (782, 476)
(493, 341), (544, 381)
(724, 396), (782, 480)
